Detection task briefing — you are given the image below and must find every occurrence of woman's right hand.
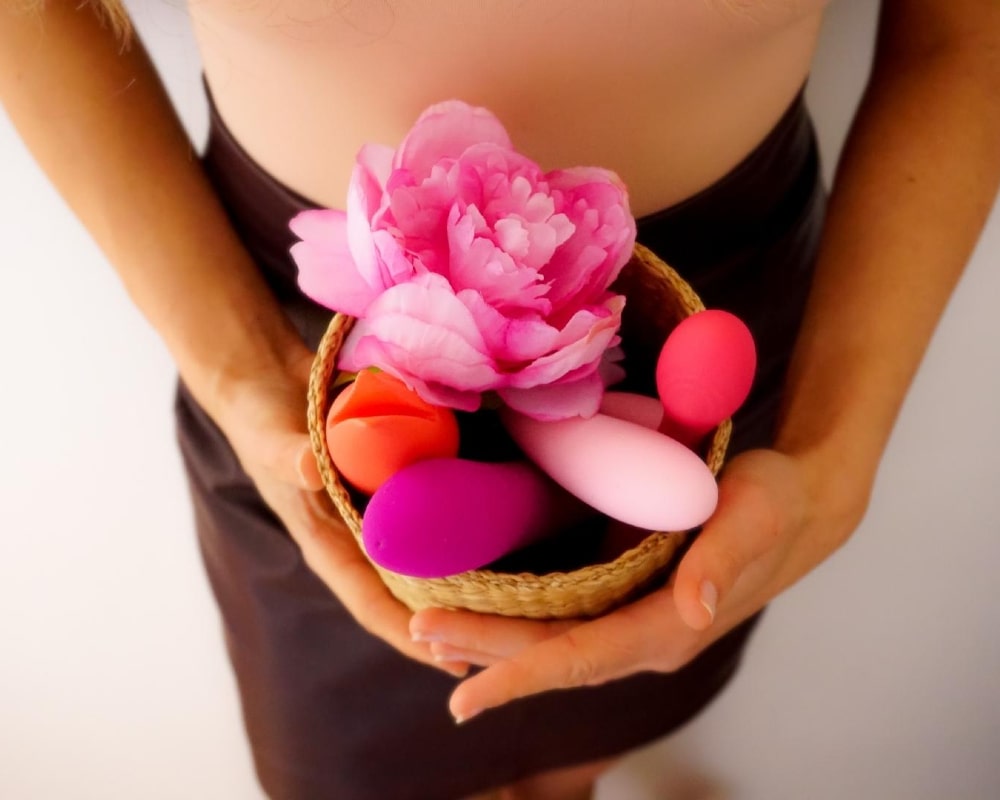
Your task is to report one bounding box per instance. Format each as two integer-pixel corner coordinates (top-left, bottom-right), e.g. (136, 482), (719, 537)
(197, 341), (469, 679)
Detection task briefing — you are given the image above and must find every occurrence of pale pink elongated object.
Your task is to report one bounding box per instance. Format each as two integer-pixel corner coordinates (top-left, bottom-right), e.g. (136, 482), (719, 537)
(655, 310), (756, 449)
(501, 409), (718, 531)
(362, 459), (593, 578)
(599, 391), (663, 429)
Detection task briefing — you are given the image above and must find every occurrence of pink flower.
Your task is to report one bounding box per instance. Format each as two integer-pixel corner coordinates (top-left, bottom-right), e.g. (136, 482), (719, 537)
(291, 100), (636, 419)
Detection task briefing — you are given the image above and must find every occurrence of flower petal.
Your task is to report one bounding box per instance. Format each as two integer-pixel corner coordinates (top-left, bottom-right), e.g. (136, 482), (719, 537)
(508, 296), (625, 388)
(447, 205), (551, 313)
(340, 336), (485, 412)
(289, 209), (377, 315)
(499, 370), (605, 421)
(543, 169), (636, 310)
(356, 143), (394, 190)
(336, 274), (502, 409)
(458, 289), (560, 364)
(396, 101), (514, 179)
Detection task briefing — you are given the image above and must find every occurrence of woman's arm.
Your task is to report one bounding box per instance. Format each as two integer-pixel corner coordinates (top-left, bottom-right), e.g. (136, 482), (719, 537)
(0, 1), (460, 674)
(0, 2), (300, 416)
(409, 0), (1000, 721)
(671, 0), (1000, 629)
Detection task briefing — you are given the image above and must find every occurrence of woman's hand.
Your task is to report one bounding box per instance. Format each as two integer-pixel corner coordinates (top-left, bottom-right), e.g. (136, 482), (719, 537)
(200, 341), (469, 679)
(410, 448), (866, 722)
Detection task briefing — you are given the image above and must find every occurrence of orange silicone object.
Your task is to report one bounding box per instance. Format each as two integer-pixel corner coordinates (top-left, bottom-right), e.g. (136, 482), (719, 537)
(325, 370), (460, 495)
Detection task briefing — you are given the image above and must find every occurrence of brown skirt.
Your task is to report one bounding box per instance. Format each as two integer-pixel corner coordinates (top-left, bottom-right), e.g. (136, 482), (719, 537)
(174, 85), (826, 800)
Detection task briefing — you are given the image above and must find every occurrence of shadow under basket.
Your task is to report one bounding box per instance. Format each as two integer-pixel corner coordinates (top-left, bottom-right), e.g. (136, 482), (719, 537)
(306, 242), (731, 619)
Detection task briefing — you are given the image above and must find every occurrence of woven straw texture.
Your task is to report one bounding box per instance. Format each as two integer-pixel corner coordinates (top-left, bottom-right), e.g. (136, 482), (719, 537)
(307, 243), (730, 619)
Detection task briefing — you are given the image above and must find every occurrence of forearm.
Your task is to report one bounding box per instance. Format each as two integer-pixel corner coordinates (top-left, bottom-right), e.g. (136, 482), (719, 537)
(774, 8), (1000, 528)
(0, 2), (306, 416)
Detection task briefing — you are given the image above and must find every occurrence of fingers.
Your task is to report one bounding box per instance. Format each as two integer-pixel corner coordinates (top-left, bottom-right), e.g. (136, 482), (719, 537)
(270, 435), (323, 491)
(290, 491), (468, 677)
(447, 590), (691, 722)
(240, 427), (324, 492)
(294, 440), (325, 492)
(410, 608), (573, 657)
(672, 450), (804, 631)
(429, 644), (504, 669)
(258, 483), (468, 677)
(426, 449), (820, 719)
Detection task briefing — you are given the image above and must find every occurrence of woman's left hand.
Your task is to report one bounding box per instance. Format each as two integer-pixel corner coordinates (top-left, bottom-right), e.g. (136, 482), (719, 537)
(409, 448), (865, 723)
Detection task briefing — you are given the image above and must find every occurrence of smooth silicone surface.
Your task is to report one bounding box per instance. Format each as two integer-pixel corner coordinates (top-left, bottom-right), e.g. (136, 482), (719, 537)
(362, 459), (590, 578)
(599, 391), (663, 429)
(501, 409), (718, 531)
(326, 370), (460, 494)
(655, 309), (756, 448)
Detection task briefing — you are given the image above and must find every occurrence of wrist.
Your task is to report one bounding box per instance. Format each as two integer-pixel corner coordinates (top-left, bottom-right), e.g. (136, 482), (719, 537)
(174, 309), (314, 423)
(776, 434), (874, 547)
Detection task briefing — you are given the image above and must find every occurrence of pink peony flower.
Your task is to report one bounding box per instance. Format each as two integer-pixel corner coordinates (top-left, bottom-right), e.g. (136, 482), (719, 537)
(290, 100), (636, 419)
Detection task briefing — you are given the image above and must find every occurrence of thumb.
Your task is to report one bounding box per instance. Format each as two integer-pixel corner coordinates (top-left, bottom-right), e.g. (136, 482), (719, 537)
(243, 427), (325, 492)
(672, 456), (781, 631)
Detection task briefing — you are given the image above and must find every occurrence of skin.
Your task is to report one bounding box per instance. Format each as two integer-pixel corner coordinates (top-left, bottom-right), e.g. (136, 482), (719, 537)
(189, 0), (828, 217)
(2, 1), (999, 798)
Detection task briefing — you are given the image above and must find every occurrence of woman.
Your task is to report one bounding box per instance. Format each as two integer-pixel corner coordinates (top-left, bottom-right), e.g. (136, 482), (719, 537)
(2, 2), (998, 798)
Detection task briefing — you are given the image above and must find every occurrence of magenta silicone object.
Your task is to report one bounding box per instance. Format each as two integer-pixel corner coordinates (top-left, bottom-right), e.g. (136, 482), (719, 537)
(362, 459), (591, 578)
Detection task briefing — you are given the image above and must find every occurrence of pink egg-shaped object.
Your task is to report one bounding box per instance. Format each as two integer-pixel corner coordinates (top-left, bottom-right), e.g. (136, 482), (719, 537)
(326, 370), (459, 495)
(655, 309), (756, 449)
(501, 410), (718, 531)
(363, 459), (591, 578)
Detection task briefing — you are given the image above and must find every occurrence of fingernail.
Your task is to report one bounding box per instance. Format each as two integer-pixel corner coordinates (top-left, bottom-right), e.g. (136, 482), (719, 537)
(433, 652), (466, 664)
(296, 447), (314, 488)
(411, 631), (443, 643)
(699, 580), (718, 624)
(296, 465), (310, 489)
(454, 709), (481, 725)
(441, 662), (470, 679)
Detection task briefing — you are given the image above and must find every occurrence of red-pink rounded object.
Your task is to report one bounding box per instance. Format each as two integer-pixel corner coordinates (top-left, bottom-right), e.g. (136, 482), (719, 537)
(655, 310), (756, 449)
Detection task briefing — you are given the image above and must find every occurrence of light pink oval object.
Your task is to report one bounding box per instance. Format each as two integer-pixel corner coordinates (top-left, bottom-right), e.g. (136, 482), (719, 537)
(655, 309), (756, 449)
(362, 459), (592, 578)
(501, 409), (718, 531)
(599, 391), (663, 430)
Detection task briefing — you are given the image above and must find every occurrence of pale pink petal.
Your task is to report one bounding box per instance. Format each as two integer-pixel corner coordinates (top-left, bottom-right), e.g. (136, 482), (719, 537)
(599, 345), (627, 388)
(447, 205), (550, 312)
(499, 370), (604, 421)
(458, 290), (559, 364)
(543, 170), (636, 309)
(371, 229), (417, 287)
(356, 143), (394, 189)
(336, 274), (501, 406)
(396, 101), (513, 180)
(346, 176), (378, 284)
(508, 297), (624, 388)
(289, 209), (377, 315)
(340, 335), (486, 412)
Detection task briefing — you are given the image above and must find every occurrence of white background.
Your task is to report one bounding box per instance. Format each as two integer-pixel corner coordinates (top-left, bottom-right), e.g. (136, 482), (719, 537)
(2, 2), (998, 798)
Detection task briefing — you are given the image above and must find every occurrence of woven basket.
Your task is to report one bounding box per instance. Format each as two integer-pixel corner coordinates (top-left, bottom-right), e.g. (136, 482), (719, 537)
(306, 242), (731, 619)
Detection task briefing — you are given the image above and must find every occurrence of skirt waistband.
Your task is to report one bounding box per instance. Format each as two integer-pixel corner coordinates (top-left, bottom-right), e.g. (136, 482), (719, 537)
(200, 82), (819, 298)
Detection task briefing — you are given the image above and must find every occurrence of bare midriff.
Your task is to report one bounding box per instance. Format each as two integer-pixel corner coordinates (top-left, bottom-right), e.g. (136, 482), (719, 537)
(189, 0), (828, 218)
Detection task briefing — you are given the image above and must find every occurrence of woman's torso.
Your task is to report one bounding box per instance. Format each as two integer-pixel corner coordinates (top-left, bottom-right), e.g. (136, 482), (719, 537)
(190, 0), (829, 217)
